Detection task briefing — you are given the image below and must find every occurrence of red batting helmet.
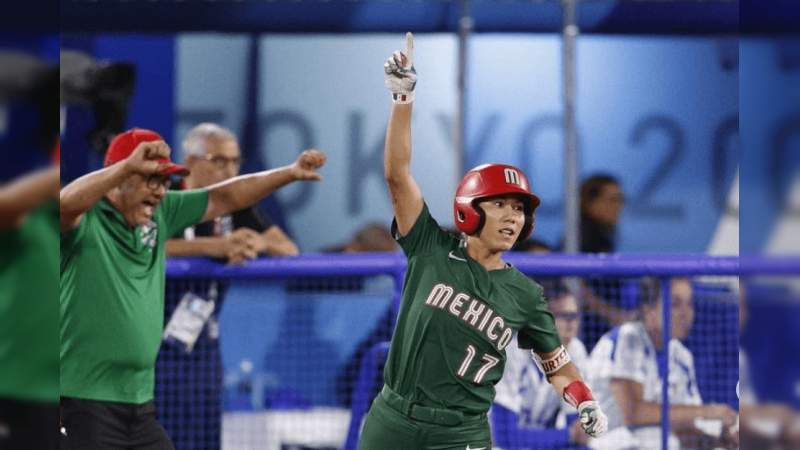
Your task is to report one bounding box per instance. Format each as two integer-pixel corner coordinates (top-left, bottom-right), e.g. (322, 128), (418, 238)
(453, 163), (541, 241)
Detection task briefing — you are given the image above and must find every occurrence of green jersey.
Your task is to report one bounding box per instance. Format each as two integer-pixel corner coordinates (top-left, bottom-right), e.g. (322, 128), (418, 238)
(60, 190), (208, 404)
(384, 203), (561, 415)
(0, 201), (59, 403)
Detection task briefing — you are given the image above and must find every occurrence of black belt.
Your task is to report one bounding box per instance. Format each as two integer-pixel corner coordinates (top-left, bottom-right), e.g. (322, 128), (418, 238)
(379, 385), (485, 426)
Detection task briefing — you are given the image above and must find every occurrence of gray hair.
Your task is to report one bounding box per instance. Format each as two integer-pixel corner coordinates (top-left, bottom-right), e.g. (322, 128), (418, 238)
(182, 123), (237, 158)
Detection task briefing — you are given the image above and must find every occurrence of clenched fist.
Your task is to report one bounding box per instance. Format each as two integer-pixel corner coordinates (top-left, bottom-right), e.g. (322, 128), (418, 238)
(290, 149), (326, 181)
(123, 141), (171, 176)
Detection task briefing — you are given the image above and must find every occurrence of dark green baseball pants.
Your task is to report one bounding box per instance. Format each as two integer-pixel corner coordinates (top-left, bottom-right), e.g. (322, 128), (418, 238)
(357, 385), (492, 450)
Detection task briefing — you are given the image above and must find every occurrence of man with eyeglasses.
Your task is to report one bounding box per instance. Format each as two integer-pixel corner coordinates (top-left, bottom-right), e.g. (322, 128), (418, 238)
(492, 282), (590, 449)
(166, 122), (299, 263)
(59, 128), (325, 449)
(158, 123), (302, 449)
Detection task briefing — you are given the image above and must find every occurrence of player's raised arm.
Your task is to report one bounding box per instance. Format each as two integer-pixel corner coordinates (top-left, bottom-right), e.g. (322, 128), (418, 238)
(383, 32), (423, 236)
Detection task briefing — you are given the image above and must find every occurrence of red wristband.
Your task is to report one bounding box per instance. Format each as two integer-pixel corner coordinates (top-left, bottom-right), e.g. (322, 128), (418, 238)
(563, 380), (594, 408)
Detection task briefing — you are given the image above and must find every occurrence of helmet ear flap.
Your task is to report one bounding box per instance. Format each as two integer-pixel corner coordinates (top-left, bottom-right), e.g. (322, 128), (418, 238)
(472, 201), (486, 236)
(453, 201), (485, 235)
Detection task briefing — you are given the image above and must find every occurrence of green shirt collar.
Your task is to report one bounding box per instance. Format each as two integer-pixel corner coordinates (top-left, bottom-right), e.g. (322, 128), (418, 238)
(98, 197), (136, 229)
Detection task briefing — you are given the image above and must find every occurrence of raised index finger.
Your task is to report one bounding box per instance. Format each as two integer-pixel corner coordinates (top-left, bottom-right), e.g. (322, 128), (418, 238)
(405, 32), (414, 67)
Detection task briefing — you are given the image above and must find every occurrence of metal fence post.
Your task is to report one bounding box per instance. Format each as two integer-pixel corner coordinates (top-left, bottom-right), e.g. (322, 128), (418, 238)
(660, 277), (672, 450)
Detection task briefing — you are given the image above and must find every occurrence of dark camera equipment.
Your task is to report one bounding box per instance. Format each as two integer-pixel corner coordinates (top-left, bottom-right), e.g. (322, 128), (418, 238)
(60, 50), (136, 155)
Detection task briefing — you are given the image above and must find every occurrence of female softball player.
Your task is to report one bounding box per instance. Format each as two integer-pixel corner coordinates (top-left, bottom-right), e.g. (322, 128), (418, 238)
(357, 33), (608, 450)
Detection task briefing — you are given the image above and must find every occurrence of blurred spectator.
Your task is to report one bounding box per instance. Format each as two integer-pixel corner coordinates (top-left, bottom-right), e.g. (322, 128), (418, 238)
(166, 122), (299, 262)
(578, 280), (638, 351)
(0, 51), (60, 450)
(343, 222), (397, 253)
(324, 222), (398, 253)
(586, 277), (738, 450)
(492, 282), (591, 449)
(574, 174), (634, 349)
(0, 158), (60, 450)
(739, 282), (800, 450)
(157, 123), (306, 450)
(578, 174), (624, 253)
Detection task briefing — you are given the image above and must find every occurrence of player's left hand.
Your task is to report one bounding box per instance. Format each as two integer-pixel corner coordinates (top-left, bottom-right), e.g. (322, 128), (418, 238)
(383, 32), (417, 103)
(290, 149), (326, 181)
(578, 400), (608, 438)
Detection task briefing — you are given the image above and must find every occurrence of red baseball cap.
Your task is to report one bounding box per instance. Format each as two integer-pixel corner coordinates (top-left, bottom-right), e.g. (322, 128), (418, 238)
(104, 128), (189, 176)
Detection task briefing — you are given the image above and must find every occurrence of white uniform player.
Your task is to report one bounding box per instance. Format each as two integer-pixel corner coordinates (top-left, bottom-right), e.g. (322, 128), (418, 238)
(587, 322), (700, 449)
(492, 288), (592, 448)
(586, 277), (738, 450)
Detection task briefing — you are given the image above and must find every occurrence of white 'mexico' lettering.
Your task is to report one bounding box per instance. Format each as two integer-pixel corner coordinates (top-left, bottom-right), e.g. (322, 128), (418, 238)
(497, 328), (513, 351)
(449, 293), (470, 317)
(477, 309), (493, 332)
(422, 283), (512, 351)
(487, 316), (505, 341)
(462, 300), (486, 326)
(425, 283), (453, 308)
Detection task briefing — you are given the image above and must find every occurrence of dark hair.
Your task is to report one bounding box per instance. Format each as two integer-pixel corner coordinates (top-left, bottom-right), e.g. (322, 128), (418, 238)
(350, 223), (396, 252)
(638, 277), (662, 309)
(539, 278), (571, 302)
(638, 277), (690, 309)
(579, 173), (621, 214)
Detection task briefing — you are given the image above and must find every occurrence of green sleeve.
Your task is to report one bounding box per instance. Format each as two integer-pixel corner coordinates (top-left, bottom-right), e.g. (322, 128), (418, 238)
(160, 190), (209, 239)
(516, 281), (562, 353)
(60, 204), (93, 260)
(391, 202), (456, 257)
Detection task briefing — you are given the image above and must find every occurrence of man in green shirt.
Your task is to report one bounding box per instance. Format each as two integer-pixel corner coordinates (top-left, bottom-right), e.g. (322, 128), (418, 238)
(0, 163), (60, 450)
(59, 128), (325, 449)
(0, 53), (60, 450)
(357, 34), (607, 450)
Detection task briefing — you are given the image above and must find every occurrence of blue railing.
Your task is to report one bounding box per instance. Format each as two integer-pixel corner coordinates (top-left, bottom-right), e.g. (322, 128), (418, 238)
(168, 253), (800, 279)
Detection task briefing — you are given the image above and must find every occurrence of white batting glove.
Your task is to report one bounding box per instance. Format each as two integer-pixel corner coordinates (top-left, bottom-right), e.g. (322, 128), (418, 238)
(578, 400), (608, 438)
(384, 32), (417, 104)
